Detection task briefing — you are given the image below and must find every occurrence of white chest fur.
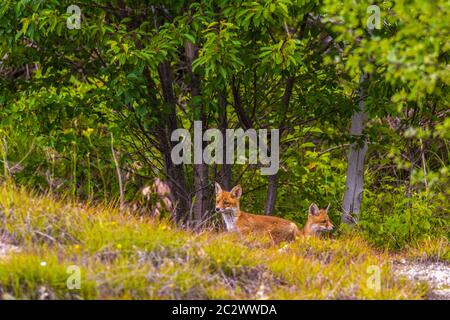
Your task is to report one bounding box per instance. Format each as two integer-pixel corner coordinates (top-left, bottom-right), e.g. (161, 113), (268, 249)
(221, 212), (237, 231)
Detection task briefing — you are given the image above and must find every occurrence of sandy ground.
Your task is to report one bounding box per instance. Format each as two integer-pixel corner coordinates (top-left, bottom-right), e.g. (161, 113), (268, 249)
(0, 241), (19, 261)
(394, 260), (450, 300)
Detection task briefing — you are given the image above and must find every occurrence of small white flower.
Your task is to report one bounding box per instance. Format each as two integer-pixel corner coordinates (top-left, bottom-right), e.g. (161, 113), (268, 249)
(141, 186), (151, 198)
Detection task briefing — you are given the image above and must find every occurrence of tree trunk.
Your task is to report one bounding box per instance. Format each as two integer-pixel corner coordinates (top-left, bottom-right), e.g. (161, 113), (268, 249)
(342, 73), (369, 225)
(158, 135), (190, 224)
(219, 93), (232, 190)
(264, 174), (279, 214)
(185, 40), (210, 224)
(264, 76), (294, 214)
(157, 61), (191, 224)
(231, 77), (252, 130)
(192, 164), (209, 223)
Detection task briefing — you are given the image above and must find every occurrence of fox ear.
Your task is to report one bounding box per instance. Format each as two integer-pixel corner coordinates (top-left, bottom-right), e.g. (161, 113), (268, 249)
(309, 203), (320, 216)
(215, 182), (223, 194)
(230, 185), (242, 199)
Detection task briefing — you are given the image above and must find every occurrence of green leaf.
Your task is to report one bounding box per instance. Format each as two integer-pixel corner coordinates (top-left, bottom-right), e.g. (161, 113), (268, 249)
(183, 33), (196, 44)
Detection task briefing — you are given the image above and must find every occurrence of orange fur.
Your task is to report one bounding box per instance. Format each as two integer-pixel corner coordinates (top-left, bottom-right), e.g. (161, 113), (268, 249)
(215, 183), (334, 244)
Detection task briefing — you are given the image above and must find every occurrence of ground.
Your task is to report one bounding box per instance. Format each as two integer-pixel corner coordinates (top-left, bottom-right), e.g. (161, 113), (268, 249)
(394, 260), (450, 299)
(0, 241), (19, 261)
(0, 185), (448, 300)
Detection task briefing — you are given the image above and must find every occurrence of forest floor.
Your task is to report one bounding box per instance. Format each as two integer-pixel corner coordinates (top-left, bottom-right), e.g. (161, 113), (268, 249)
(1, 241), (447, 300)
(0, 185), (448, 300)
(393, 260), (450, 299)
(0, 241), (19, 260)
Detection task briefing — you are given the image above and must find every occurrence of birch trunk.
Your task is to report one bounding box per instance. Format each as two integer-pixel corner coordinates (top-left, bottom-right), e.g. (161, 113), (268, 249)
(342, 73), (369, 224)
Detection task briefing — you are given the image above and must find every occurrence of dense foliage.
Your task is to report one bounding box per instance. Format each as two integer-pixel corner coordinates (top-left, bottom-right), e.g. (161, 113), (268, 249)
(0, 0), (448, 249)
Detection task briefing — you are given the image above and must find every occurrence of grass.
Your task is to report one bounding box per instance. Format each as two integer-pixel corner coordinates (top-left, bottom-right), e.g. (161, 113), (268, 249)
(0, 184), (445, 299)
(401, 238), (450, 263)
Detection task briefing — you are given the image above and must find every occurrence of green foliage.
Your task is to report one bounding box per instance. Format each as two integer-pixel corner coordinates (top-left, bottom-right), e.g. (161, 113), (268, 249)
(360, 187), (447, 249)
(0, 0), (448, 251)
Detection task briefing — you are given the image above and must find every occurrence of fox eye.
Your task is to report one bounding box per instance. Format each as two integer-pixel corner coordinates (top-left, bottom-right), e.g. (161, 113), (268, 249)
(223, 201), (229, 206)
(321, 220), (327, 223)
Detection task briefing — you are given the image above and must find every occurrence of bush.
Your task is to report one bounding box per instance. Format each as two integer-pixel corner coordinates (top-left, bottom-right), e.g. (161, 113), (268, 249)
(359, 186), (448, 250)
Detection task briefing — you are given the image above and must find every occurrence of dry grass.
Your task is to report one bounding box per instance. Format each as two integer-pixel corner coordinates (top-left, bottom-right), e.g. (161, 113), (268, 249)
(0, 185), (437, 299)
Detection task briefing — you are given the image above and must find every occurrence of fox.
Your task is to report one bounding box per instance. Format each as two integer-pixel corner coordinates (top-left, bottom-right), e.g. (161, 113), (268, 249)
(214, 182), (334, 244)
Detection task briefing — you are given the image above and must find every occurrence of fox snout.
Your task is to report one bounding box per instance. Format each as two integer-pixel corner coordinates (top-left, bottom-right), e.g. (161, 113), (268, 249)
(326, 219), (335, 231)
(319, 224), (334, 232)
(215, 206), (236, 214)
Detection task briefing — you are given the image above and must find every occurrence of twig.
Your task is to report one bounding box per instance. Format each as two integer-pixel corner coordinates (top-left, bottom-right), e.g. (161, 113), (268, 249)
(419, 138), (428, 193)
(110, 132), (124, 214)
(34, 230), (57, 243)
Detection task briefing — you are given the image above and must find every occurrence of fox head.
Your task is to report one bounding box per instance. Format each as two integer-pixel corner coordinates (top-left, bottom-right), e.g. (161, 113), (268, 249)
(214, 182), (242, 216)
(305, 203), (334, 233)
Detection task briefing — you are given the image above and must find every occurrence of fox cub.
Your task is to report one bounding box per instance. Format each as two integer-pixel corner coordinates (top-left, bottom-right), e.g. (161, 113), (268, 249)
(215, 182), (334, 243)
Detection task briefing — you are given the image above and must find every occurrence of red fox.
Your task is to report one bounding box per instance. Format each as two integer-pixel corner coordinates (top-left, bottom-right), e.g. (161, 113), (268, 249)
(215, 182), (334, 243)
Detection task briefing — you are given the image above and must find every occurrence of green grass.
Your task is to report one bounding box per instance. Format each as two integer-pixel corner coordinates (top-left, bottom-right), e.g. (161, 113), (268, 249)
(401, 238), (450, 263)
(0, 185), (442, 299)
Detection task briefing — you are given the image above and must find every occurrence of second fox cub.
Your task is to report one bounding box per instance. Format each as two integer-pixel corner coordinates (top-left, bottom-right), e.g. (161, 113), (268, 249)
(215, 183), (334, 243)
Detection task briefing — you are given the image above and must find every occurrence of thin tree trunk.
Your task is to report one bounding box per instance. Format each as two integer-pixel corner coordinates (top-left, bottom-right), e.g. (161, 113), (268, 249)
(264, 174), (279, 214)
(185, 40), (210, 224)
(219, 93), (231, 190)
(157, 61), (191, 224)
(420, 138), (428, 193)
(264, 76), (294, 214)
(231, 77), (252, 130)
(110, 133), (124, 214)
(213, 5), (231, 191)
(342, 72), (369, 224)
(193, 164), (209, 223)
(132, 8), (190, 224)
